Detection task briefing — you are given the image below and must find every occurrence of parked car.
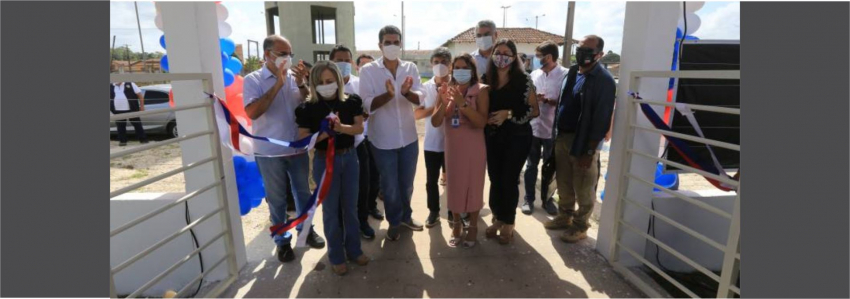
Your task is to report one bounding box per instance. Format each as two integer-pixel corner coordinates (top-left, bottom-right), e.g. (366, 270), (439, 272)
(110, 84), (178, 138)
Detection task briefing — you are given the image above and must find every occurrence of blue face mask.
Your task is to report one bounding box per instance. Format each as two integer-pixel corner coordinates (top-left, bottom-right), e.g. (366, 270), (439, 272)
(453, 69), (472, 84)
(532, 57), (543, 71)
(336, 62), (352, 78)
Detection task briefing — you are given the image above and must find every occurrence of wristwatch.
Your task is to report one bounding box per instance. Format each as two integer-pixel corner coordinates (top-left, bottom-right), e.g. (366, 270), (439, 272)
(506, 110), (513, 119)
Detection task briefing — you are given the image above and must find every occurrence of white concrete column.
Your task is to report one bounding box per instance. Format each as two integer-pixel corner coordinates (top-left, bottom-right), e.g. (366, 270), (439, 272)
(596, 2), (680, 266)
(160, 2), (247, 281)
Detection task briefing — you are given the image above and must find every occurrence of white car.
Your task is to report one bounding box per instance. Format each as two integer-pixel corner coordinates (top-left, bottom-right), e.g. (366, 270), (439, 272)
(110, 84), (178, 138)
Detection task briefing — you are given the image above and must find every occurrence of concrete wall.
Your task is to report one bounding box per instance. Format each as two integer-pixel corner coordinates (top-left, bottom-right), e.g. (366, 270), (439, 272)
(271, 2), (356, 64)
(111, 193), (228, 297)
(643, 191), (737, 272)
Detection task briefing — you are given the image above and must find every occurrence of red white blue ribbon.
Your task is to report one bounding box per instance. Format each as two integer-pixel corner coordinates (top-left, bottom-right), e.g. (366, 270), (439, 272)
(630, 92), (737, 192)
(208, 93), (337, 247)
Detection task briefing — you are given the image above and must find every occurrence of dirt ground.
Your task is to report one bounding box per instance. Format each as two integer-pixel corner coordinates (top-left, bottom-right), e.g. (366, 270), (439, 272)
(110, 119), (714, 234)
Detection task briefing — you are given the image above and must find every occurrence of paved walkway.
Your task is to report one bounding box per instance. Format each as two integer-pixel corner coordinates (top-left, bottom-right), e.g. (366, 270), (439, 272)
(219, 132), (642, 298)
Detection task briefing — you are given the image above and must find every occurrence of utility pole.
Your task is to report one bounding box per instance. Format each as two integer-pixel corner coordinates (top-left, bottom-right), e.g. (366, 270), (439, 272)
(401, 1), (405, 59)
(533, 14), (546, 29)
(111, 35), (117, 73)
(134, 1), (147, 71)
(500, 5), (511, 28)
(562, 1), (575, 67)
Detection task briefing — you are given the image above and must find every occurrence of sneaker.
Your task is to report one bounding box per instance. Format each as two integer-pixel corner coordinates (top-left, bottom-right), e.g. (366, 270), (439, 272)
(559, 227), (588, 243)
(402, 219), (424, 231)
(425, 212), (440, 228)
(360, 222), (376, 239)
(521, 200), (534, 215)
(543, 198), (558, 216)
(369, 208), (384, 220)
(304, 226), (326, 249)
(277, 243), (295, 263)
(543, 214), (573, 230)
(386, 225), (401, 241)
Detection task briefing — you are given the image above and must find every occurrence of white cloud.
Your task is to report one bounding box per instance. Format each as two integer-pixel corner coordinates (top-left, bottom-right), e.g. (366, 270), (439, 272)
(693, 2), (740, 39)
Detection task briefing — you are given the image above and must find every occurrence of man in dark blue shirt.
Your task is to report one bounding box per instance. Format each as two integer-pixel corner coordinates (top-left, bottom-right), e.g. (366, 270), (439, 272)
(544, 35), (617, 243)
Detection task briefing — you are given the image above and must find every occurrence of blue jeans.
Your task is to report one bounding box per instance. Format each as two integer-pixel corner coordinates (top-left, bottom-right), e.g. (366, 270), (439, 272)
(371, 141), (419, 226)
(524, 136), (555, 202)
(314, 149), (362, 265)
(255, 153), (313, 246)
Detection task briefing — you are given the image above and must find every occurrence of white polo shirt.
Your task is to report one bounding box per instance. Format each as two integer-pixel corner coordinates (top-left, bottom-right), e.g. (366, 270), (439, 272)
(242, 65), (305, 156)
(359, 57), (424, 150)
(420, 77), (445, 152)
(530, 65), (568, 139)
(112, 82), (142, 111)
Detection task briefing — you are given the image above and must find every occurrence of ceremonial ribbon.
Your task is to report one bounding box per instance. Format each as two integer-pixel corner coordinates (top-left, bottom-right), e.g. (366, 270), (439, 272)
(629, 92), (737, 192)
(207, 93), (337, 247)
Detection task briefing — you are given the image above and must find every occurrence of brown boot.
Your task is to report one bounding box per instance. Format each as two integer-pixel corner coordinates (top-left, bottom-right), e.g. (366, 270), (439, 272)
(332, 263), (348, 276)
(543, 214), (573, 230)
(498, 224), (514, 245)
(353, 255), (370, 266)
(559, 227), (588, 243)
(485, 219), (503, 239)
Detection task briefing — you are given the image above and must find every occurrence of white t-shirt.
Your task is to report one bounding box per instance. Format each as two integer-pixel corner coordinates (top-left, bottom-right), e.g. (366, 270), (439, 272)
(112, 82), (142, 111)
(530, 65), (567, 139)
(420, 77), (445, 152)
(345, 76), (368, 147)
(358, 57), (424, 150)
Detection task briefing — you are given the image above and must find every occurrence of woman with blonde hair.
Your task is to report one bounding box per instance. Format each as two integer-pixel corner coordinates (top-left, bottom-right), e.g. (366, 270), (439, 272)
(295, 61), (369, 275)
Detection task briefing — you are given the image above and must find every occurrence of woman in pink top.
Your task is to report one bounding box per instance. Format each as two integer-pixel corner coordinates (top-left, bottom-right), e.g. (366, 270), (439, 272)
(431, 53), (490, 248)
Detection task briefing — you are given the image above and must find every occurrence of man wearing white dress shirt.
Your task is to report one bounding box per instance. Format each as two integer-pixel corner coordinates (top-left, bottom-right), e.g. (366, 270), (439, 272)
(359, 25), (425, 241)
(523, 41), (566, 216)
(470, 20), (498, 79)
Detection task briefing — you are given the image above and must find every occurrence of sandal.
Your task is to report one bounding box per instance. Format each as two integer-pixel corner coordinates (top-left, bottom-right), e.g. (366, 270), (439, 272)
(485, 219), (503, 239)
(498, 224), (515, 245)
(463, 224), (478, 248)
(448, 219), (463, 247)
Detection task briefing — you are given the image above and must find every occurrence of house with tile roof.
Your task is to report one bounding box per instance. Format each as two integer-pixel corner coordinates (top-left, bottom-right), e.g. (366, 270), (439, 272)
(442, 27), (579, 65)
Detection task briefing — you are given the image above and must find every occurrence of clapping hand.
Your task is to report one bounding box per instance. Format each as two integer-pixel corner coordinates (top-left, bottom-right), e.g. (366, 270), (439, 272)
(292, 60), (309, 86)
(400, 76), (414, 96)
(385, 79), (395, 98)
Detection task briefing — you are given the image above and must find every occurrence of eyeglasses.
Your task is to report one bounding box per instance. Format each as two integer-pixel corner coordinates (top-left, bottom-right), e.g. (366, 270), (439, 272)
(270, 51), (294, 58)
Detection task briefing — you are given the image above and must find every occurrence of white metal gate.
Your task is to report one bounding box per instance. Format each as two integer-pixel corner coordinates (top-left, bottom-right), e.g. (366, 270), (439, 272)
(608, 70), (741, 298)
(109, 73), (238, 298)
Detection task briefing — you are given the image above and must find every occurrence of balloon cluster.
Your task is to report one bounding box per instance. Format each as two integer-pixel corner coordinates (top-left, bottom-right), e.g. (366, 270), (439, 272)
(233, 156), (265, 216)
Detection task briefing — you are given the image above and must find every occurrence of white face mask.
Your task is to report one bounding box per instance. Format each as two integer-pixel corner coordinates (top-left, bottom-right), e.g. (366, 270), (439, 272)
(476, 36), (494, 51)
(273, 55), (292, 71)
(316, 82), (339, 98)
(432, 64), (449, 77)
(382, 45), (401, 61)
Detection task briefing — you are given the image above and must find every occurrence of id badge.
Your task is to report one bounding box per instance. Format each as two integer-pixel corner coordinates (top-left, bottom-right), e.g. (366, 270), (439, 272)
(451, 117), (460, 128)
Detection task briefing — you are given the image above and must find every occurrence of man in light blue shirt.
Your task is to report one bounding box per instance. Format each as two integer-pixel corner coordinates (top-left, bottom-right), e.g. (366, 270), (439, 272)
(242, 35), (325, 263)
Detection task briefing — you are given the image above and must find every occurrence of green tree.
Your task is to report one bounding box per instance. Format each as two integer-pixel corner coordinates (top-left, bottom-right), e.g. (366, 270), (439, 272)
(600, 50), (620, 64)
(242, 56), (262, 75)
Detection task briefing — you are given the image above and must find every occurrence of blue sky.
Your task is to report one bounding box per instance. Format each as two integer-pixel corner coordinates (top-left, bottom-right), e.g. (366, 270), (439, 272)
(110, 1), (739, 57)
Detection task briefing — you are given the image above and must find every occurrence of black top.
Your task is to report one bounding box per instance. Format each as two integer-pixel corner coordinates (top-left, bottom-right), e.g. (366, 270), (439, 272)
(485, 72), (535, 124)
(295, 93), (364, 150)
(554, 63), (617, 157)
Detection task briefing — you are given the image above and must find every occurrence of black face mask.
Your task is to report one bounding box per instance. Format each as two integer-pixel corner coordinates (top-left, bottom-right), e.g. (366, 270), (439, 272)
(575, 47), (598, 67)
